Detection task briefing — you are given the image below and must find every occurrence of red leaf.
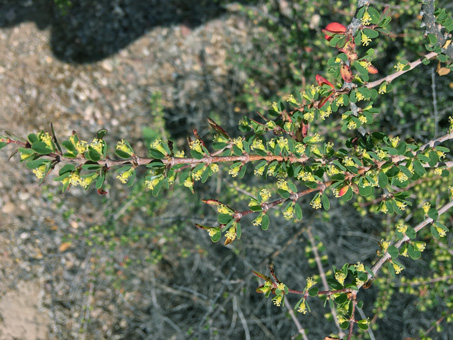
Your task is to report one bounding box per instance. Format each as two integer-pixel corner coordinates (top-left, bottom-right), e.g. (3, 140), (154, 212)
(368, 64), (378, 74)
(322, 22), (347, 41)
(316, 74), (334, 88)
(338, 186), (349, 197)
(97, 188), (108, 195)
(318, 92), (333, 108)
(340, 64), (353, 83)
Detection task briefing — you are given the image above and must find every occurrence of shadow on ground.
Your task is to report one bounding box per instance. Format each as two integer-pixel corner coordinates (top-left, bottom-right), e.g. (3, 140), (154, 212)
(0, 0), (259, 63)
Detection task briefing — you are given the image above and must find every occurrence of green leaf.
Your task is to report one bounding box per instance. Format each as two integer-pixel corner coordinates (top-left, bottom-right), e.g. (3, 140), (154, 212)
(88, 147), (101, 162)
(0, 142), (7, 150)
(116, 149), (131, 159)
(322, 194), (330, 211)
(340, 321), (349, 330)
(357, 319), (369, 330)
(211, 231), (221, 243)
(28, 133), (38, 144)
(363, 28), (379, 38)
(236, 223), (242, 240)
(413, 159), (426, 176)
(407, 244), (421, 260)
(95, 174), (105, 189)
(81, 163), (102, 170)
(427, 33), (437, 44)
(406, 227), (416, 239)
(59, 164), (76, 175)
(434, 221), (448, 232)
(388, 245), (399, 259)
(31, 141), (52, 154)
(62, 140), (77, 154)
(277, 189), (291, 199)
(308, 287), (319, 297)
(26, 159), (48, 169)
(218, 214), (233, 225)
(261, 214), (270, 231)
(96, 129), (108, 140)
(150, 149), (165, 159)
(294, 203), (303, 220)
(428, 208), (438, 220)
(378, 172), (388, 188)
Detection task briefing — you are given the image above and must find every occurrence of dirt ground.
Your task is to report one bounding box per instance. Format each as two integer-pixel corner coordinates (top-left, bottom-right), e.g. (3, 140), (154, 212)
(0, 3), (251, 338)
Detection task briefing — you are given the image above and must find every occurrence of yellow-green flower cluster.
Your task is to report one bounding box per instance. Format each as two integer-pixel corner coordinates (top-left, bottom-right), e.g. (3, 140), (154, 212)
(277, 179), (289, 192)
(90, 139), (104, 154)
(327, 165), (341, 176)
(283, 203), (295, 220)
(217, 204), (231, 215)
(390, 136), (400, 148)
(348, 121), (357, 130)
(310, 195), (322, 209)
(32, 165), (47, 179)
(343, 157), (355, 167)
(394, 62), (406, 72)
(304, 111), (314, 122)
(251, 139), (266, 151)
(335, 271), (346, 285)
(174, 150), (184, 158)
(361, 32), (371, 46)
(379, 82), (387, 94)
(150, 139), (167, 155)
(145, 175), (164, 190)
(260, 189), (271, 201)
(184, 176), (193, 189)
(210, 164), (219, 173)
(396, 223), (408, 233)
(361, 9), (371, 25)
(266, 121), (277, 129)
(423, 202), (431, 214)
(277, 137), (288, 151)
(297, 170), (316, 182)
(273, 295), (283, 307)
(320, 105), (332, 120)
(380, 239), (390, 252)
(311, 133), (322, 143)
(395, 200), (407, 211)
(252, 214), (263, 226)
(434, 224), (446, 237)
(116, 139), (133, 156)
(254, 163), (266, 176)
(189, 139), (203, 153)
(413, 241), (426, 252)
(229, 163), (241, 177)
(38, 132), (53, 149)
(297, 299), (307, 314)
(396, 171), (408, 183)
(306, 277), (316, 290)
(392, 262), (404, 274)
(295, 143), (306, 155)
(233, 137), (244, 151)
(116, 168), (134, 184)
(225, 227), (237, 242)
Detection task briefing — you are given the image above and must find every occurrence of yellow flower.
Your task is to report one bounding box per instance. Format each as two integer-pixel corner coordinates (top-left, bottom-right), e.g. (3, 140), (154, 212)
(210, 164), (219, 173)
(266, 121), (277, 129)
(434, 168), (442, 176)
(277, 137), (288, 150)
(390, 136), (400, 148)
(361, 32), (371, 46)
(283, 204), (294, 220)
(304, 111), (314, 122)
(252, 214), (263, 226)
(336, 95), (344, 106)
(277, 283), (285, 291)
(217, 205), (231, 215)
(394, 62), (405, 72)
(225, 228), (237, 242)
(32, 165), (47, 179)
(359, 115), (367, 124)
(295, 143), (306, 154)
(306, 277), (316, 290)
(348, 121), (357, 130)
(396, 172), (408, 182)
(311, 133), (322, 143)
(377, 150), (387, 160)
(277, 179), (289, 192)
(229, 163), (241, 177)
(174, 150), (184, 158)
(310, 195), (322, 209)
(361, 10), (371, 25)
(233, 137), (244, 151)
(192, 167), (204, 181)
(150, 139), (167, 155)
(189, 140), (203, 153)
(251, 139), (265, 151)
(39, 132), (53, 149)
(413, 242), (426, 252)
(435, 225), (446, 237)
(145, 176), (163, 190)
(273, 295), (283, 307)
(260, 189), (271, 201)
(207, 228), (217, 237)
(356, 92), (365, 101)
(423, 202), (431, 214)
(297, 300), (307, 314)
(81, 175), (95, 189)
(254, 164), (265, 176)
(392, 262), (403, 274)
(184, 176), (193, 188)
(380, 202), (388, 214)
(379, 83), (387, 94)
(88, 139), (103, 154)
(355, 262), (366, 273)
(380, 239), (390, 252)
(396, 223), (408, 233)
(116, 139), (133, 155)
(335, 271), (346, 285)
(116, 168), (134, 184)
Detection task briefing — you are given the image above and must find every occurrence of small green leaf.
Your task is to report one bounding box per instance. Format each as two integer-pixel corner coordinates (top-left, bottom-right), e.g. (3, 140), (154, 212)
(295, 203), (303, 220)
(116, 149), (131, 158)
(96, 129), (108, 140)
(412, 159), (426, 176)
(427, 33), (437, 44)
(427, 208), (438, 220)
(407, 244), (421, 260)
(406, 227), (416, 239)
(26, 159), (47, 169)
(308, 287), (319, 297)
(211, 231), (221, 243)
(28, 133), (38, 144)
(59, 164), (76, 175)
(31, 141), (52, 154)
(261, 214), (270, 231)
(150, 149), (165, 159)
(378, 172), (388, 188)
(218, 214), (233, 225)
(322, 194), (330, 211)
(388, 245), (399, 258)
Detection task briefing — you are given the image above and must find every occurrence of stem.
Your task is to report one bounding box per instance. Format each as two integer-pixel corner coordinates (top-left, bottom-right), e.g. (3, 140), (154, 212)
(366, 52), (438, 89)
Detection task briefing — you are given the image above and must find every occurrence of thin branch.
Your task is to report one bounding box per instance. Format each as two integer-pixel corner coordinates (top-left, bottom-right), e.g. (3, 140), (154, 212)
(283, 298), (309, 340)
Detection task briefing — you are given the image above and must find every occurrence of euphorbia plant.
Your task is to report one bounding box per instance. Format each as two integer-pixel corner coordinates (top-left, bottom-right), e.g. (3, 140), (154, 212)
(1, 1), (452, 338)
